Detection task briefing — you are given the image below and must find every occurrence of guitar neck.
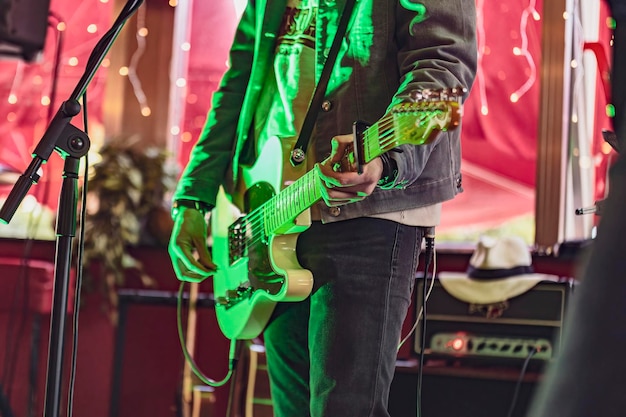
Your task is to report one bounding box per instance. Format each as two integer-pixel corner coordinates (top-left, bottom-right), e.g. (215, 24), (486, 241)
(258, 113), (393, 235)
(255, 94), (462, 236)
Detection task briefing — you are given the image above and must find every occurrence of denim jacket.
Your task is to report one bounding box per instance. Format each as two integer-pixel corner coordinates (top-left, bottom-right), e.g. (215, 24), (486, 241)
(173, 0), (477, 223)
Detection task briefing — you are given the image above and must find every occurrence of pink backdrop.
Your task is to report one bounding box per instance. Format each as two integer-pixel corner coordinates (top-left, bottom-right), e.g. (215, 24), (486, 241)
(0, 0), (113, 212)
(174, 0), (614, 232)
(0, 0), (615, 231)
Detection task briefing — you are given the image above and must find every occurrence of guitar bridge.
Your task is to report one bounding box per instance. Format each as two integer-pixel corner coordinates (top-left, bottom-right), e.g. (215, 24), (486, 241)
(216, 283), (253, 308)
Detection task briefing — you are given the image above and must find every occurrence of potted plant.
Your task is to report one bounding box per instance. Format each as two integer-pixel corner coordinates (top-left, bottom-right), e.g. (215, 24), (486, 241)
(79, 135), (177, 319)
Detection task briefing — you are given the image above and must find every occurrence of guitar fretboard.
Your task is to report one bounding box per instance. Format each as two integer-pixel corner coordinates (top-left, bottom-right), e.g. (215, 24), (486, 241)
(262, 169), (321, 235)
(242, 94), (462, 240)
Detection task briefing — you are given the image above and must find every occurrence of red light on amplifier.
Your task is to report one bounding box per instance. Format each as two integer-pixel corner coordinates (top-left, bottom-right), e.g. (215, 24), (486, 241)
(450, 337), (465, 351)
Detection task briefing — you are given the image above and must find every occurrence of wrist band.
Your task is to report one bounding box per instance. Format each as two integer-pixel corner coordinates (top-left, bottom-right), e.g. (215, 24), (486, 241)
(377, 153), (398, 189)
(171, 199), (212, 219)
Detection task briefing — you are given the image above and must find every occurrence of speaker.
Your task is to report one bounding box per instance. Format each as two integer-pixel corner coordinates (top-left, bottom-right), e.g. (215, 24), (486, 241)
(389, 365), (540, 417)
(0, 0), (51, 61)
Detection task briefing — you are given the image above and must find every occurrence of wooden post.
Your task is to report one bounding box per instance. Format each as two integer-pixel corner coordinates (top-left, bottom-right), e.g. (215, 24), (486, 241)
(535, 0), (571, 253)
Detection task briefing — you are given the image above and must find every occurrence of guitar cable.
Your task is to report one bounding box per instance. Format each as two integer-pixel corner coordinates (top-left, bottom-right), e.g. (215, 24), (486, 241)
(176, 282), (238, 387)
(397, 228), (437, 351)
(506, 345), (539, 417)
(417, 226), (436, 417)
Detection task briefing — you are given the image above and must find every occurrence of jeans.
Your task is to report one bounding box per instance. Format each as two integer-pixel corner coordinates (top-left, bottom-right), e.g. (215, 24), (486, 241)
(263, 217), (425, 417)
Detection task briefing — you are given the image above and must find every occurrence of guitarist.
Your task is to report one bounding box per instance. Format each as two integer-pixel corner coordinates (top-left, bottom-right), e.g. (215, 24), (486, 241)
(168, 1), (477, 416)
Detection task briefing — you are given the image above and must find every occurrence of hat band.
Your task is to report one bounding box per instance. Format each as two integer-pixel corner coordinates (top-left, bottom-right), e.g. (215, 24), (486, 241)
(466, 265), (534, 280)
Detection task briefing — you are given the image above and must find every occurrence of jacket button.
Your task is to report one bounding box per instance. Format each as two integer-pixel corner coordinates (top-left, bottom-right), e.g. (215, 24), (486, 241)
(321, 100), (332, 112)
(329, 206), (341, 217)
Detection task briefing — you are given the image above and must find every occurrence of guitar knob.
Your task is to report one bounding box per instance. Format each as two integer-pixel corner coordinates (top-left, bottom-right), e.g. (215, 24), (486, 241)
(227, 290), (240, 299)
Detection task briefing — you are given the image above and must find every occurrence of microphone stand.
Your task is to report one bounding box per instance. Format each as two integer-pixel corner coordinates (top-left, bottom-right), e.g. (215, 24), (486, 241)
(0, 1), (144, 416)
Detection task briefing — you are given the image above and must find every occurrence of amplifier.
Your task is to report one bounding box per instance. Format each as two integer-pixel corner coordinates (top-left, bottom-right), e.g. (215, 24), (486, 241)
(414, 278), (574, 362)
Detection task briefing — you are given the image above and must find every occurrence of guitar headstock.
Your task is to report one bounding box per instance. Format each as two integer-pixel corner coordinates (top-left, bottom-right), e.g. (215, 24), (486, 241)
(352, 87), (467, 169)
(406, 86), (467, 103)
(389, 87), (466, 147)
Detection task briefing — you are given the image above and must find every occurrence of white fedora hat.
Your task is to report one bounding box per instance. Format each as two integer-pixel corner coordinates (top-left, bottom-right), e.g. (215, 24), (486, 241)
(438, 235), (559, 304)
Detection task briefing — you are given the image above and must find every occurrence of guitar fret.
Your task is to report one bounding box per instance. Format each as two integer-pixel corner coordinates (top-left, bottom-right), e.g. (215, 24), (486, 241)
(280, 190), (286, 224)
(285, 191), (292, 224)
(262, 98), (460, 236)
(365, 130), (379, 162)
(306, 174), (314, 208)
(306, 174), (315, 210)
(290, 187), (297, 218)
(263, 199), (271, 236)
(260, 208), (266, 240)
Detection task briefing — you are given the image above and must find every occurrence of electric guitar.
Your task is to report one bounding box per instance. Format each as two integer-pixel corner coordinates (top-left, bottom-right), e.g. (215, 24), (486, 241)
(211, 88), (464, 340)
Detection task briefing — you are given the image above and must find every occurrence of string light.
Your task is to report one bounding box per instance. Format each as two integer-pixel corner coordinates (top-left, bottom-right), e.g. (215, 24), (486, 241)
(601, 142), (613, 155)
(126, 3), (151, 117)
(8, 62), (24, 104)
(0, 0), (114, 186)
(181, 131), (192, 142)
(569, 0), (588, 136)
(509, 0), (539, 103)
(166, 0), (192, 154)
(606, 103), (616, 117)
(474, 0), (489, 115)
(473, 0), (540, 113)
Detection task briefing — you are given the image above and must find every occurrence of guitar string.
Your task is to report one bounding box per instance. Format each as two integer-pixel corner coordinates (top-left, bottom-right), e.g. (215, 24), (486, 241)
(239, 116), (414, 236)
(231, 115), (403, 232)
(230, 105), (451, 254)
(233, 109), (447, 253)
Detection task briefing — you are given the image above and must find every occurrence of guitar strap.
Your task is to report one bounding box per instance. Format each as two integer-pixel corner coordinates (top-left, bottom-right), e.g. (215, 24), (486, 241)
(289, 0), (358, 166)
